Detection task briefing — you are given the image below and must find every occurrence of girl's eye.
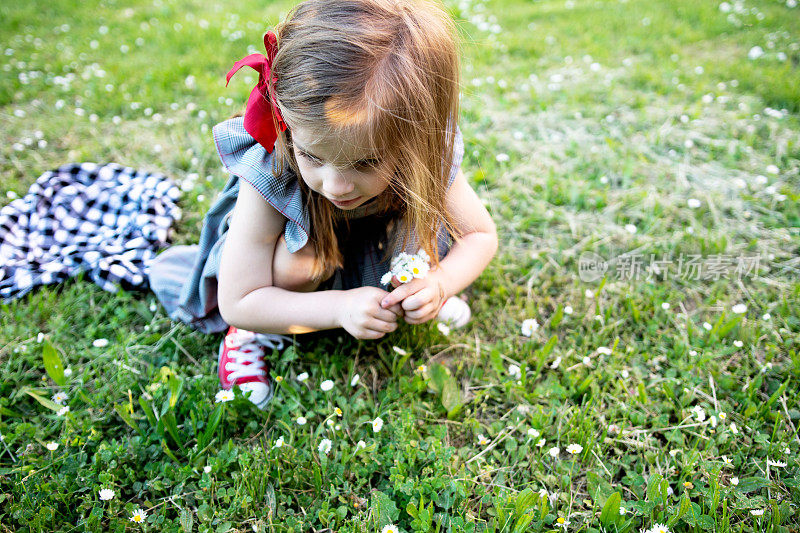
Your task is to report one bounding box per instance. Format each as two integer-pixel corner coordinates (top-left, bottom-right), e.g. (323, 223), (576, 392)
(299, 151), (323, 166)
(354, 159), (381, 171)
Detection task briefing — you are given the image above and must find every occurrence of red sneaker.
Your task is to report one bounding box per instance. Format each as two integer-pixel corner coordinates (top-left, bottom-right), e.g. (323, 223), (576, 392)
(218, 326), (293, 409)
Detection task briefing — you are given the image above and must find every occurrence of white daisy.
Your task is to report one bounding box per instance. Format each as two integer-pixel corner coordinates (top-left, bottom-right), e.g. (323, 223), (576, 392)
(527, 428), (540, 438)
(380, 271), (394, 285)
(477, 434), (490, 446)
(750, 509), (764, 516)
(350, 374), (360, 386)
(597, 347), (612, 355)
(392, 346), (408, 356)
(320, 380), (334, 391)
(296, 372), (309, 382)
(98, 488), (115, 501)
(733, 340), (743, 348)
(661, 302), (671, 310)
(372, 417), (384, 433)
(687, 198), (701, 209)
(521, 318), (539, 337)
(551, 356), (562, 369)
(582, 356), (592, 366)
(296, 416), (307, 425)
(566, 443), (583, 455)
(203, 465), (212, 473)
(318, 438), (332, 456)
(92, 338), (109, 348)
(651, 524), (670, 533)
(215, 389), (234, 403)
(129, 508), (148, 523)
(731, 303), (747, 314)
(437, 322), (451, 336)
(722, 455), (733, 465)
(536, 438), (546, 447)
(548, 447), (560, 458)
(63, 367), (73, 377)
(273, 436), (284, 449)
(356, 440), (366, 450)
(508, 364), (522, 380)
(57, 406), (70, 416)
(718, 411), (727, 420)
(46, 442), (59, 451)
(381, 525), (399, 533)
(730, 422), (739, 434)
(730, 476), (739, 486)
(51, 392), (69, 404)
(563, 305), (573, 314)
(767, 459), (787, 468)
(703, 322), (712, 331)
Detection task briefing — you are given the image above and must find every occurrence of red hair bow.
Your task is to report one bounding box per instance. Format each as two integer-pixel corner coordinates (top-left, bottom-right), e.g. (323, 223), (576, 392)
(225, 31), (287, 153)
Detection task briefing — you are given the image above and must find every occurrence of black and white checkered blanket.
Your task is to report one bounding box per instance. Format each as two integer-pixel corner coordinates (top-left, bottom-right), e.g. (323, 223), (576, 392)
(0, 162), (180, 302)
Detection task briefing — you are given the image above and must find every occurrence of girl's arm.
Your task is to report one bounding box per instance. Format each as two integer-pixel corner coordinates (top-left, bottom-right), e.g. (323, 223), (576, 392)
(217, 180), (344, 334)
(432, 167), (498, 299)
(380, 168), (498, 314)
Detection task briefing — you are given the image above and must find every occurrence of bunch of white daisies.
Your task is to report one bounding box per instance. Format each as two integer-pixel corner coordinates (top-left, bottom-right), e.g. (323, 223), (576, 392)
(380, 249), (431, 286)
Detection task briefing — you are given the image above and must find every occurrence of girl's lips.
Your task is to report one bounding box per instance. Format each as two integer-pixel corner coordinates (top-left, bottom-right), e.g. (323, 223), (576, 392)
(331, 196), (361, 206)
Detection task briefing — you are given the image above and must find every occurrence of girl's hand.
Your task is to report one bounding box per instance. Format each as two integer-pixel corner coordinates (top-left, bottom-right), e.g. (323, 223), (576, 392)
(338, 287), (404, 340)
(379, 271), (447, 325)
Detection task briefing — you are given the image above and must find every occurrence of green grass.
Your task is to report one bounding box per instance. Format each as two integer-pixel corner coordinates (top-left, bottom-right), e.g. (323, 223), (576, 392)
(1, 0), (799, 531)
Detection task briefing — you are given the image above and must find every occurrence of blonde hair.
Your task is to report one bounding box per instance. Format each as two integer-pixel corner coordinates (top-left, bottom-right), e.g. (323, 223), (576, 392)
(270, 0), (463, 282)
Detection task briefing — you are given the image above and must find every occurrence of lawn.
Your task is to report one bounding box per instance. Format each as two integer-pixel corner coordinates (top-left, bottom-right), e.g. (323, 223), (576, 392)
(1, 0), (799, 531)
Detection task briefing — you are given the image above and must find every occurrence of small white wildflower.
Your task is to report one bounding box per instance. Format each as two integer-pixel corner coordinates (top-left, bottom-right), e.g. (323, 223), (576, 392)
(536, 438), (545, 447)
(372, 417), (384, 433)
(381, 525), (400, 533)
(92, 338), (109, 348)
(57, 406), (70, 416)
(273, 436), (284, 449)
(98, 488), (115, 501)
(320, 380), (334, 391)
(703, 322), (712, 331)
(687, 198), (701, 209)
(750, 509), (764, 516)
(548, 447), (560, 458)
(350, 374), (360, 386)
(651, 524), (670, 533)
(730, 476), (739, 486)
(551, 356), (562, 369)
(766, 164), (779, 175)
(296, 372), (309, 382)
(711, 415), (718, 428)
(566, 443), (583, 455)
(621, 369), (629, 379)
(436, 322), (451, 336)
(63, 367), (73, 377)
(693, 406), (706, 422)
(356, 440), (366, 450)
(477, 434), (490, 446)
(392, 346), (408, 356)
(508, 364), (522, 380)
(670, 449), (680, 457)
(608, 424), (620, 434)
(527, 428), (540, 438)
(215, 389), (234, 403)
(762, 313), (771, 320)
(318, 438), (332, 456)
(767, 459), (787, 468)
(563, 305), (573, 314)
(733, 340), (743, 348)
(496, 153), (510, 162)
(661, 302), (671, 310)
(748, 46), (764, 60)
(624, 223), (637, 234)
(296, 416), (307, 426)
(597, 347), (612, 355)
(582, 356), (592, 366)
(129, 508), (147, 523)
(722, 455), (733, 465)
(731, 303), (747, 314)
(51, 392), (68, 404)
(730, 423), (739, 434)
(521, 318), (539, 337)
(619, 506), (627, 515)
(46, 442), (59, 451)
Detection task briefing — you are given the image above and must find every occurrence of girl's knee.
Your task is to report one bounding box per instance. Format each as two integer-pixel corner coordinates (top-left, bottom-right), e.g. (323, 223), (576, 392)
(272, 233), (325, 292)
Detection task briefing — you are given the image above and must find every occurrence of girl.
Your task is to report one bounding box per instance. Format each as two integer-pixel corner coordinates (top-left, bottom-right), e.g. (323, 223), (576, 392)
(149, 0), (498, 409)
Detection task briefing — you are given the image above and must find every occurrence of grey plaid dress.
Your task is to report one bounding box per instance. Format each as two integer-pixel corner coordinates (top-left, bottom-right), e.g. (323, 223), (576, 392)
(148, 116), (464, 333)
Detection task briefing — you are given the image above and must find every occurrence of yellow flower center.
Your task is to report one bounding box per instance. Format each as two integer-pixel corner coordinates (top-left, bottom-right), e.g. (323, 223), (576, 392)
(133, 515), (143, 522)
(557, 517), (565, 524)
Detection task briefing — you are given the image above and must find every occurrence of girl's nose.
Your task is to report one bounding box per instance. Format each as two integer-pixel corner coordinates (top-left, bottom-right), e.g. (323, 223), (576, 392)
(322, 168), (355, 198)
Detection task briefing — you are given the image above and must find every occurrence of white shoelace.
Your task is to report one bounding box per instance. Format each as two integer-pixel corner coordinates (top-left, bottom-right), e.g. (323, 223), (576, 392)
(224, 332), (295, 381)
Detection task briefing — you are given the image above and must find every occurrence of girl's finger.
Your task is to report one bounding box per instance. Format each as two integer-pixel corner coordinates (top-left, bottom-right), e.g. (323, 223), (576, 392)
(405, 302), (434, 320)
(367, 318), (397, 333)
(360, 328), (387, 340)
(402, 287), (431, 312)
(375, 308), (400, 323)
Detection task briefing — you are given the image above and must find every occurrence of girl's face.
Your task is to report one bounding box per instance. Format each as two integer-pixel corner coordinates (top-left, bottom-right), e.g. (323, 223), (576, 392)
(290, 125), (389, 210)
